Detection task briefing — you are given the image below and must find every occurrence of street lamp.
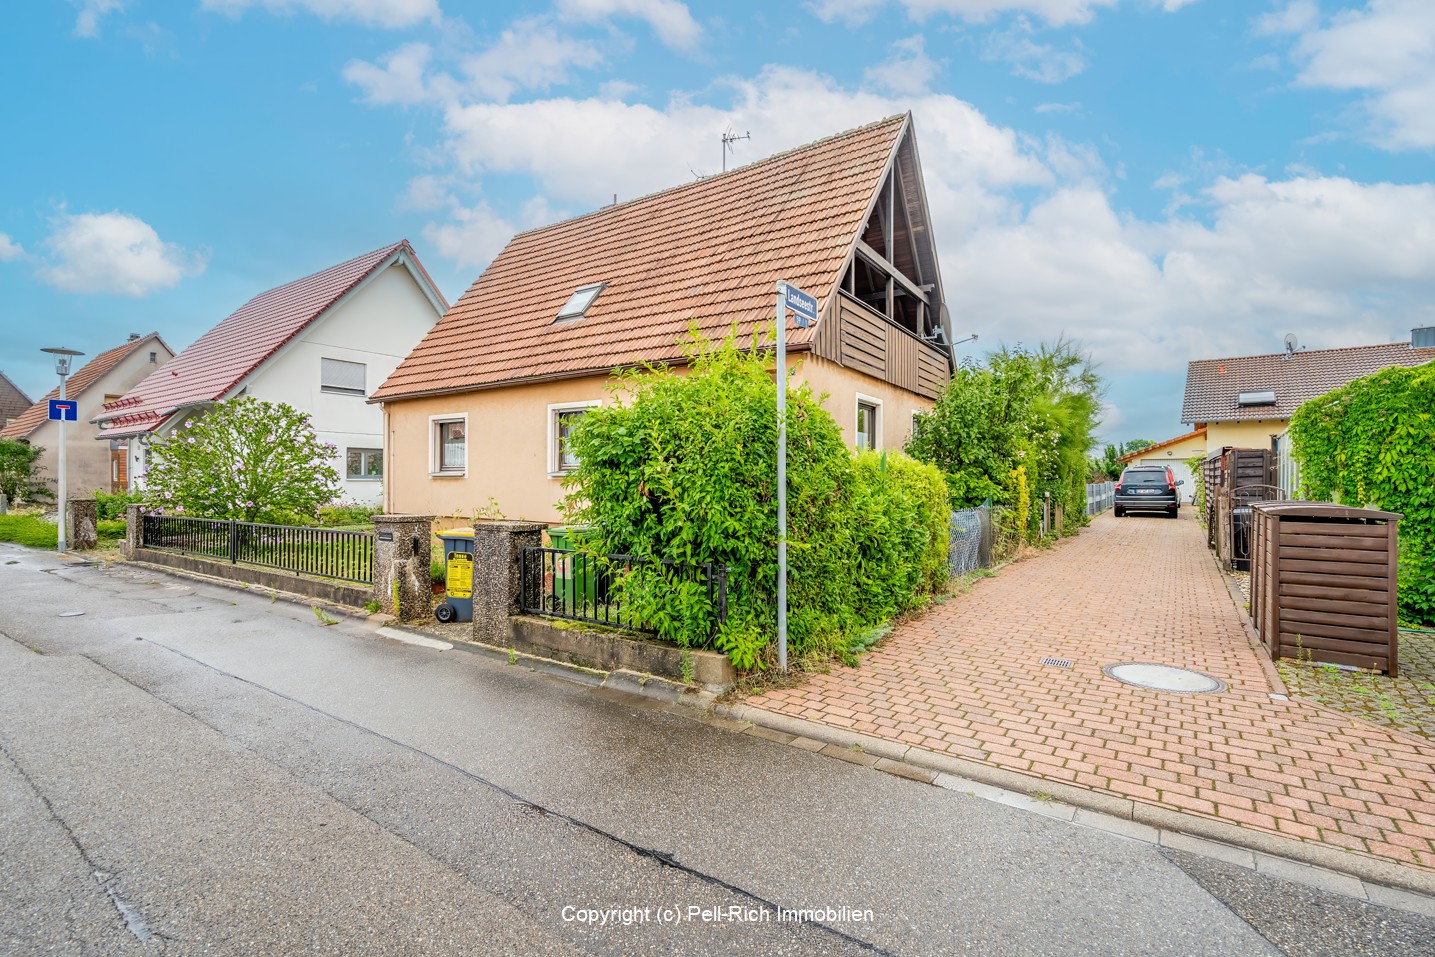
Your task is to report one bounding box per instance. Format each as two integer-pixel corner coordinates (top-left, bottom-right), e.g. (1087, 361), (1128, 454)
(41, 347), (84, 553)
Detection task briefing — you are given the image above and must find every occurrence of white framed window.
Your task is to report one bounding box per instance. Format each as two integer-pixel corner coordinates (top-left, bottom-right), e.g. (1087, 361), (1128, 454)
(429, 414), (467, 476)
(321, 358), (367, 396)
(548, 400), (601, 475)
(855, 394), (883, 451)
(911, 410), (923, 440)
(555, 283), (606, 322)
(346, 447), (383, 480)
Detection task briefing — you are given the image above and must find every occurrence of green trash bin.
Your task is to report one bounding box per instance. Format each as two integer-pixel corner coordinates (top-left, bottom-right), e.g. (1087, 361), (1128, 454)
(435, 529), (475, 623)
(548, 525), (603, 613)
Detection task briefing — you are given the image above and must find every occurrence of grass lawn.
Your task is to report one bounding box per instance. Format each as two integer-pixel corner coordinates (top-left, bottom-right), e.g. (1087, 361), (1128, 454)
(0, 514), (126, 550)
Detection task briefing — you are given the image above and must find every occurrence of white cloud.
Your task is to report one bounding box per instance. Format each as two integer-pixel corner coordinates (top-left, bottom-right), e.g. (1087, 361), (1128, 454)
(1034, 101), (1082, 113)
(983, 17), (1087, 82)
(37, 211), (205, 296)
(201, 0), (440, 29)
(1263, 0), (1435, 150)
(344, 43), (448, 106)
(863, 36), (942, 96)
(421, 200), (516, 270)
(899, 0), (1120, 27)
(1253, 0), (1318, 36)
(461, 18), (606, 102)
(0, 233), (23, 262)
(807, 0), (886, 25)
(345, 20), (605, 107)
(72, 0), (124, 38)
(555, 0), (702, 50)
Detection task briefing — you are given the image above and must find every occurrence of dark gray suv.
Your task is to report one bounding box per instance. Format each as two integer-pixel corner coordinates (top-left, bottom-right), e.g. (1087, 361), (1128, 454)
(1114, 465), (1182, 518)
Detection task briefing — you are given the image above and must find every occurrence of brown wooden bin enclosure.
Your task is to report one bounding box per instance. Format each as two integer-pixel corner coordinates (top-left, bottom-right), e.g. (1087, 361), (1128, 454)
(1250, 502), (1401, 675)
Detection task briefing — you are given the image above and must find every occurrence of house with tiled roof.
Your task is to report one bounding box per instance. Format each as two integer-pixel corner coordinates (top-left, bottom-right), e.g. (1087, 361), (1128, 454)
(0, 371), (32, 427)
(93, 242), (447, 504)
(1117, 428), (1208, 502)
(372, 113), (956, 523)
(1181, 328), (1435, 452)
(2, 333), (174, 499)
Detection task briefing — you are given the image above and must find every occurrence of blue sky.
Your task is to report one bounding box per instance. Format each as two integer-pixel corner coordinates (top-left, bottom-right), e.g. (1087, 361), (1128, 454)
(4, 0), (1433, 445)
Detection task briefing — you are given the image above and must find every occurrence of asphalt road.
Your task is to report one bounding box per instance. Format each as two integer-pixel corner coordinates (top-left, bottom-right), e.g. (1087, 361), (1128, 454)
(2, 543), (1433, 956)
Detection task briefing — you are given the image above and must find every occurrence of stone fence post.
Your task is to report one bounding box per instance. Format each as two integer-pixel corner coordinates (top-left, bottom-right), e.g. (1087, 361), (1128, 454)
(123, 503), (143, 559)
(471, 521), (546, 645)
(67, 498), (98, 551)
(372, 515), (434, 621)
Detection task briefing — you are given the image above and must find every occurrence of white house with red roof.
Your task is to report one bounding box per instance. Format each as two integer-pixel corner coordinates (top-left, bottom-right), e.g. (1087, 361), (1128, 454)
(94, 241), (447, 505)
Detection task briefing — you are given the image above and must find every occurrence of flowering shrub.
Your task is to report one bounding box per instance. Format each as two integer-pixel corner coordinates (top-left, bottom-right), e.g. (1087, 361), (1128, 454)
(142, 397), (340, 523)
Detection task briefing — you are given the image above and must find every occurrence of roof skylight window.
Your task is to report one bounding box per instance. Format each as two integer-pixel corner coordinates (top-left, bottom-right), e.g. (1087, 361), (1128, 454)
(556, 283), (606, 322)
(1237, 390), (1276, 406)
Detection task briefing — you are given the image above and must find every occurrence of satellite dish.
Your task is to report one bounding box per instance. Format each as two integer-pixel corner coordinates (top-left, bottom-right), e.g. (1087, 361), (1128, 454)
(1284, 333), (1299, 355)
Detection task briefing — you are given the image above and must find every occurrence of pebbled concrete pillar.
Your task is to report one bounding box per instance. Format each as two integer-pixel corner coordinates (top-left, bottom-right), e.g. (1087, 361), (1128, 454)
(123, 504), (142, 558)
(372, 515), (434, 621)
(67, 498), (98, 551)
(471, 521), (546, 645)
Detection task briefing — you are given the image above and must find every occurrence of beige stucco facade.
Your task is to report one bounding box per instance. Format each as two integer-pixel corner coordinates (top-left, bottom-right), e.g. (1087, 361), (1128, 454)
(382, 353), (938, 525)
(1202, 418), (1287, 453)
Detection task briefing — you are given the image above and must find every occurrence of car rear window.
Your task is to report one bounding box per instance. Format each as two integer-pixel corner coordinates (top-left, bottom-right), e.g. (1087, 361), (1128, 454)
(1124, 471), (1167, 485)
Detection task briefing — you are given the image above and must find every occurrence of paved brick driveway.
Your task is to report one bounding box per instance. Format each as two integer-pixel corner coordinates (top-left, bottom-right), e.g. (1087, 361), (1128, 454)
(749, 512), (1435, 873)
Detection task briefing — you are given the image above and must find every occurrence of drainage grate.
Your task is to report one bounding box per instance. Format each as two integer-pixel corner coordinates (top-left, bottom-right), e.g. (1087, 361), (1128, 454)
(1040, 657), (1074, 669)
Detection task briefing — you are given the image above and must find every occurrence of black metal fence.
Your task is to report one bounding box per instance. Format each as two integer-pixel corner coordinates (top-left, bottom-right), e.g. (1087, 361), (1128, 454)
(140, 515), (374, 585)
(519, 547), (727, 635)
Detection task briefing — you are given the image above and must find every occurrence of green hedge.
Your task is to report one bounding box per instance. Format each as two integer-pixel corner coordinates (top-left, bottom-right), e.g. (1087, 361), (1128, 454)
(563, 337), (950, 670)
(0, 514), (58, 548)
(1289, 361), (1435, 624)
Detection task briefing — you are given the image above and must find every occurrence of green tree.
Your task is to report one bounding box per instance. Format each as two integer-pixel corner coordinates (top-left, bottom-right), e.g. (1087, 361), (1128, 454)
(907, 339), (1104, 539)
(0, 438), (54, 505)
(143, 397), (340, 523)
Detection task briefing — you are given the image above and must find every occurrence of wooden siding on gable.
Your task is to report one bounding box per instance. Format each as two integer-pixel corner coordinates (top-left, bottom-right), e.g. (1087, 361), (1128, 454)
(812, 291), (948, 399)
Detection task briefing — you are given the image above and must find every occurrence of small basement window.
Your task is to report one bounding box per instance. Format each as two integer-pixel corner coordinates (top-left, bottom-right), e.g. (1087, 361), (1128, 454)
(1237, 390), (1276, 406)
(556, 283), (606, 322)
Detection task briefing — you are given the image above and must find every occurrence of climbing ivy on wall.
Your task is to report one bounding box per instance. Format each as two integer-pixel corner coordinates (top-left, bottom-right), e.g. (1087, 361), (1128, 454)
(1288, 362), (1435, 624)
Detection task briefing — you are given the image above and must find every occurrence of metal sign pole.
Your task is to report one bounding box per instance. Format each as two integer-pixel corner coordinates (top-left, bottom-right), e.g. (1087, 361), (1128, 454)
(775, 282), (788, 673)
(57, 372), (68, 553)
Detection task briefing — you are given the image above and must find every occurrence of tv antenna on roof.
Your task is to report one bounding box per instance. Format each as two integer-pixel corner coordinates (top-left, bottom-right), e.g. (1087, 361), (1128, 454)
(722, 127), (750, 173)
(1283, 332), (1301, 359)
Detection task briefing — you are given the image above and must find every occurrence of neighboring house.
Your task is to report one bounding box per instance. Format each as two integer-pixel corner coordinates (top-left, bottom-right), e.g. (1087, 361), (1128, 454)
(1182, 327), (1435, 452)
(92, 242), (447, 505)
(0, 371), (32, 427)
(371, 113), (956, 524)
(1, 333), (174, 499)
(1117, 428), (1207, 502)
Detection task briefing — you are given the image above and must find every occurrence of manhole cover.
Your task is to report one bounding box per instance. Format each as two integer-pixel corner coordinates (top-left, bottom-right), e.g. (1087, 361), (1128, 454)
(1102, 662), (1226, 694)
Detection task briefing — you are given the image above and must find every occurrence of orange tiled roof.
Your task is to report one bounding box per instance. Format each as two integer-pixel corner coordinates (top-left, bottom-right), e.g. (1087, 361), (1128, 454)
(93, 241), (445, 438)
(0, 371), (31, 424)
(1, 333), (167, 440)
(373, 114), (910, 401)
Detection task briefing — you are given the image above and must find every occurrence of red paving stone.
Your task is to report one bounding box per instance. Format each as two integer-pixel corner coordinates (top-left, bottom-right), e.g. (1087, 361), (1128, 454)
(749, 511), (1435, 873)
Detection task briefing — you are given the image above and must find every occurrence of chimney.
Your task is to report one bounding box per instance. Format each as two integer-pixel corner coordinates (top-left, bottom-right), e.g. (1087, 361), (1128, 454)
(127, 333), (141, 342)
(1414, 326), (1435, 349)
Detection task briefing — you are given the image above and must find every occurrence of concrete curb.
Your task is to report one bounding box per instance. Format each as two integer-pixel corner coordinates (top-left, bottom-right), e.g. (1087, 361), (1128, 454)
(712, 702), (1435, 912)
(1216, 559), (1290, 697)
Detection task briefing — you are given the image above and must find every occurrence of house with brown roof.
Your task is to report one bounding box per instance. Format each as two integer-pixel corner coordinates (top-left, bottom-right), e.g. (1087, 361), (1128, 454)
(1181, 328), (1435, 453)
(1117, 428), (1208, 501)
(92, 242), (447, 504)
(2, 333), (174, 499)
(372, 114), (955, 524)
(0, 371), (32, 427)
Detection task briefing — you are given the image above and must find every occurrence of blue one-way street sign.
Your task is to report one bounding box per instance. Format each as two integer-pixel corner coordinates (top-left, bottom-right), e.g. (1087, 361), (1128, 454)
(48, 400), (78, 422)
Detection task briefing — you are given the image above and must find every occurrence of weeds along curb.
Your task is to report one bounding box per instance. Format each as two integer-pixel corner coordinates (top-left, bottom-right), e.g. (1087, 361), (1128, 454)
(711, 701), (1435, 908)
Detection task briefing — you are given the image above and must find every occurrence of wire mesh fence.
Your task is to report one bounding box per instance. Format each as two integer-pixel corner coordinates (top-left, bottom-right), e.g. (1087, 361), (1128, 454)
(949, 505), (991, 577)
